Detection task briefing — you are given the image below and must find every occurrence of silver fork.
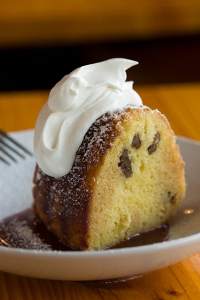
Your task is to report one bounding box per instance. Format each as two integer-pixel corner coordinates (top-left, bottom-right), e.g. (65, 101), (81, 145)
(0, 129), (32, 165)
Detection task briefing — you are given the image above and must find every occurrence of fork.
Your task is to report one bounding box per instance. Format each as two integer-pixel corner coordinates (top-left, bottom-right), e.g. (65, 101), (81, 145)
(0, 129), (32, 165)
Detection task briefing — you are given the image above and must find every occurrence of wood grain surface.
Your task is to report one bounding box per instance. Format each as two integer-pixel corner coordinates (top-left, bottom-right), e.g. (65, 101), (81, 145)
(0, 1), (200, 47)
(1, 82), (200, 299)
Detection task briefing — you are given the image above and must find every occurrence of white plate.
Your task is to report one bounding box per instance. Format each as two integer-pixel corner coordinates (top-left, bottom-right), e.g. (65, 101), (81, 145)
(0, 131), (200, 281)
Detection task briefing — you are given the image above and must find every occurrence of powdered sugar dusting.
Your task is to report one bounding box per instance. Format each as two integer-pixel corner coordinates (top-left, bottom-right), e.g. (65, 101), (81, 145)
(0, 217), (52, 250)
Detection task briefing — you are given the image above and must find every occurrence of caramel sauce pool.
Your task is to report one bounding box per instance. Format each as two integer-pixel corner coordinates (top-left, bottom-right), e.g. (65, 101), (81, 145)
(0, 208), (169, 251)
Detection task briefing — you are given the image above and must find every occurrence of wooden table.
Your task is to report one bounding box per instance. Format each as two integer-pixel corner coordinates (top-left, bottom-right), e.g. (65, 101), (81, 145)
(1, 0), (200, 47)
(1, 82), (200, 299)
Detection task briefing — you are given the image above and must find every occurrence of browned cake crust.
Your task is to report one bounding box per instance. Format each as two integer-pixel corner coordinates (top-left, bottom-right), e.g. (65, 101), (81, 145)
(32, 105), (186, 250)
(33, 107), (124, 249)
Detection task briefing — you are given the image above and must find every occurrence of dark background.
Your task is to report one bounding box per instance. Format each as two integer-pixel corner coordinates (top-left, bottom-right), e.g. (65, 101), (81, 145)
(0, 34), (200, 92)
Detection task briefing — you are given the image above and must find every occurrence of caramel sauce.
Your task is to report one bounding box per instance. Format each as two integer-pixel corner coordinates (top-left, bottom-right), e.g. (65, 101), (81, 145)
(0, 208), (169, 251)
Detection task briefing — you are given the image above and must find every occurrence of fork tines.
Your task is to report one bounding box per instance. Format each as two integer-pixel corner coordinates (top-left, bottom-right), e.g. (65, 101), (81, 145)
(0, 129), (32, 165)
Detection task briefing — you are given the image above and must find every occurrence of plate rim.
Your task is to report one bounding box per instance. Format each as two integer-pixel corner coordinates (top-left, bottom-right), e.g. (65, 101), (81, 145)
(0, 134), (200, 280)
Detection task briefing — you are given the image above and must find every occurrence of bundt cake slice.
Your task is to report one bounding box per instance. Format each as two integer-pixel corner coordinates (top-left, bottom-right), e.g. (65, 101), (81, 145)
(32, 106), (186, 250)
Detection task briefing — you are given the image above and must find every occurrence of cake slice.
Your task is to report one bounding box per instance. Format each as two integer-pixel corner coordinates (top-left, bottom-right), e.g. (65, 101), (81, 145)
(32, 105), (185, 250)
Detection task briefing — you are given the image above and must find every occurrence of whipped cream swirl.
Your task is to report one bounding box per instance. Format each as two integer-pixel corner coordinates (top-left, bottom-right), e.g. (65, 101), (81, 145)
(34, 58), (143, 177)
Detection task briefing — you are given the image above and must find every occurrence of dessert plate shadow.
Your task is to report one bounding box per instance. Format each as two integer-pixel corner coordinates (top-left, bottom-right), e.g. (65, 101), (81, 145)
(0, 131), (200, 281)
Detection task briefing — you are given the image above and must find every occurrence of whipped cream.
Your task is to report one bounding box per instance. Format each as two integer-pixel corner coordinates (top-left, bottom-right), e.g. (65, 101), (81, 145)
(34, 58), (143, 177)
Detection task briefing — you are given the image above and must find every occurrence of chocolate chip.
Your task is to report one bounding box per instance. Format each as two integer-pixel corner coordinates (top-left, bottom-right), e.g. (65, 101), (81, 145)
(170, 195), (176, 203)
(147, 132), (160, 155)
(118, 149), (133, 178)
(167, 191), (177, 203)
(132, 133), (141, 149)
